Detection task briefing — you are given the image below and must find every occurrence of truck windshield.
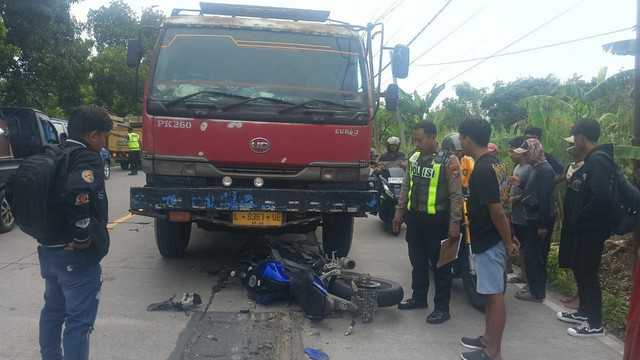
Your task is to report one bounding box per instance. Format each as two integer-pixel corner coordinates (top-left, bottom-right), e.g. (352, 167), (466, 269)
(150, 27), (366, 110)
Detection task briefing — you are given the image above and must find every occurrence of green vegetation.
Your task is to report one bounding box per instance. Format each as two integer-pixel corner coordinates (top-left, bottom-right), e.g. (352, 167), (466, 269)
(0, 0), (163, 117)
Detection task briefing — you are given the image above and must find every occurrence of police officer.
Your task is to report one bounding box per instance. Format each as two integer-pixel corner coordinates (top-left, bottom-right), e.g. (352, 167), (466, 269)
(126, 126), (141, 175)
(393, 120), (463, 324)
(111, 126), (141, 175)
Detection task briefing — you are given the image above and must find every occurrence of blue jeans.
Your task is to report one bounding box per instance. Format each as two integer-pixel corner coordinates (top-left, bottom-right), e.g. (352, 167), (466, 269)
(38, 246), (102, 360)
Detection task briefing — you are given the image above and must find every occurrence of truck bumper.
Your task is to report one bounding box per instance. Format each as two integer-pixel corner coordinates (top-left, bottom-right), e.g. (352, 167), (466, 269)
(130, 187), (378, 214)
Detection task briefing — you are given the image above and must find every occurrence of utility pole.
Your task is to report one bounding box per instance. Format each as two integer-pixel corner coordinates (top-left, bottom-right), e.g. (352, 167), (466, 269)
(636, 0), (640, 170)
(391, 52), (405, 149)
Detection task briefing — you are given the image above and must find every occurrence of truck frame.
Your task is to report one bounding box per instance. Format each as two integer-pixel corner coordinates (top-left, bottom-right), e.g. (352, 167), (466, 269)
(127, 2), (408, 258)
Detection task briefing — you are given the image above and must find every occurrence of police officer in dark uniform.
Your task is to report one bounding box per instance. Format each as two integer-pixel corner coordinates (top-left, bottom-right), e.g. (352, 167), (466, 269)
(393, 120), (463, 324)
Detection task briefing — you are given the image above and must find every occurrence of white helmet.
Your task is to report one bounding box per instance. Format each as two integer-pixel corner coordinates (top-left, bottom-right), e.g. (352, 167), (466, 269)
(387, 136), (400, 146)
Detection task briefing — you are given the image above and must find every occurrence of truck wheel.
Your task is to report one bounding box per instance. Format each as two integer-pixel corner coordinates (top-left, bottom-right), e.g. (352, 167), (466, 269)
(322, 213), (353, 257)
(154, 218), (191, 257)
(461, 251), (486, 312)
(329, 271), (404, 307)
(120, 161), (129, 171)
(0, 190), (15, 233)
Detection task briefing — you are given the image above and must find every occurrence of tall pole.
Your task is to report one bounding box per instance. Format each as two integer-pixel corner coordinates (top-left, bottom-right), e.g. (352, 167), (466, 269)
(635, 0), (640, 170)
(393, 76), (405, 149)
(390, 52), (406, 149)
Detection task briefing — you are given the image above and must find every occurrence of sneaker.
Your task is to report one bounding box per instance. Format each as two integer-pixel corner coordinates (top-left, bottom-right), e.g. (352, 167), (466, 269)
(567, 322), (604, 337)
(461, 349), (494, 360)
(556, 311), (587, 325)
(460, 336), (485, 350)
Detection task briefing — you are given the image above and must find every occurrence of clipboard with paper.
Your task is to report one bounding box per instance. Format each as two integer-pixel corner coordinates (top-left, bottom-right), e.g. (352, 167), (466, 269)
(437, 233), (463, 268)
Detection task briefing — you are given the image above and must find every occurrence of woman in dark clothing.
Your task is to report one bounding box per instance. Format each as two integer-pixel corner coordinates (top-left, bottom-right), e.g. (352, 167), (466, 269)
(512, 138), (556, 302)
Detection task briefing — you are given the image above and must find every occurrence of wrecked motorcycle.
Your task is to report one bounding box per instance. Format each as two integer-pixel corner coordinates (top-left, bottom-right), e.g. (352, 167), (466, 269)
(233, 249), (404, 322)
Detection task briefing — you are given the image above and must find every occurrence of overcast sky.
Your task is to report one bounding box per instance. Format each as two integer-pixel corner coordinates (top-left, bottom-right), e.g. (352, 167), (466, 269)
(71, 0), (636, 102)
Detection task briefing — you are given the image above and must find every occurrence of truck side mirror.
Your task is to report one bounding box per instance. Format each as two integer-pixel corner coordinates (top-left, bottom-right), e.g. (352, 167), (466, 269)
(127, 39), (143, 68)
(392, 44), (410, 79)
(385, 84), (399, 111)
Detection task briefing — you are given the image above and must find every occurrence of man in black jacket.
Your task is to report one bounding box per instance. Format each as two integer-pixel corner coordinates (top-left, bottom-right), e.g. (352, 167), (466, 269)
(38, 105), (113, 359)
(556, 118), (612, 338)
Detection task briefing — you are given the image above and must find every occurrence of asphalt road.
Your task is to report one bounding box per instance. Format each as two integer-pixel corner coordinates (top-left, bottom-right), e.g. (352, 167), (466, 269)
(0, 167), (625, 359)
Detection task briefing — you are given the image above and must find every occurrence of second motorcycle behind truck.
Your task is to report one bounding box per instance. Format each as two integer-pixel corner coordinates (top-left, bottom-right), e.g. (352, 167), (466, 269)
(127, 3), (409, 258)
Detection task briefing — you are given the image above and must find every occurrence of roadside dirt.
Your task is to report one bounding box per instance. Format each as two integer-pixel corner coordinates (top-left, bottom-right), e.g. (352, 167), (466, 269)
(600, 236), (633, 301)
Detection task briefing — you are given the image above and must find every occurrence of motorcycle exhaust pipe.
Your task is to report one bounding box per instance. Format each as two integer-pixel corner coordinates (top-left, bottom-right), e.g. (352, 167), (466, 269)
(338, 257), (356, 270)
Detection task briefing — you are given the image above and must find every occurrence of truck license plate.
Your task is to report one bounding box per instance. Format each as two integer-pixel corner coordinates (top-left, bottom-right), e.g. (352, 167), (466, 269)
(232, 212), (283, 226)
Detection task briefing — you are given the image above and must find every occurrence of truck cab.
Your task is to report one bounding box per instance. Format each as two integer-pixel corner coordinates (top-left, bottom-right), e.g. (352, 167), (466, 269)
(127, 3), (408, 258)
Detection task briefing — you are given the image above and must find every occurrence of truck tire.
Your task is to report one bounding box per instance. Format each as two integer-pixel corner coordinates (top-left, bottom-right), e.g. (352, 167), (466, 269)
(329, 271), (404, 307)
(120, 161), (129, 171)
(322, 213), (353, 257)
(461, 252), (486, 312)
(0, 190), (15, 233)
(154, 218), (191, 258)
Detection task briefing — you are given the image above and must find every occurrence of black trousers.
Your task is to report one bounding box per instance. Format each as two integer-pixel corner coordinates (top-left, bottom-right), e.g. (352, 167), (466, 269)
(524, 219), (554, 299)
(129, 150), (141, 174)
(574, 230), (609, 328)
(405, 212), (452, 312)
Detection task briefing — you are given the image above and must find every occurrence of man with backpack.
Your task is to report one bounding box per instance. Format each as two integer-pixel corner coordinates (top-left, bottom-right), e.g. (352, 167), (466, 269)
(556, 118), (612, 337)
(19, 105), (113, 359)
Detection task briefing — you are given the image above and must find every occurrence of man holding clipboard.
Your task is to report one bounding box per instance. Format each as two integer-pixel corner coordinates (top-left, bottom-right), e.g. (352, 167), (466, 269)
(393, 120), (463, 325)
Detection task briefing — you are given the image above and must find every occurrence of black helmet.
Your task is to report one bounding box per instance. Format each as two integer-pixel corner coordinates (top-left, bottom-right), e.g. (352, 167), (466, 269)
(442, 133), (462, 151)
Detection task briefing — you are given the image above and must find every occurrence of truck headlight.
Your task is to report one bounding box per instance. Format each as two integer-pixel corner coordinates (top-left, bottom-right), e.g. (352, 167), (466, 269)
(320, 168), (359, 181)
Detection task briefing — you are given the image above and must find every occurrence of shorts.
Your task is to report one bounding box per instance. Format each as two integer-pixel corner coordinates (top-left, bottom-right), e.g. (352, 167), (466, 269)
(473, 241), (507, 295)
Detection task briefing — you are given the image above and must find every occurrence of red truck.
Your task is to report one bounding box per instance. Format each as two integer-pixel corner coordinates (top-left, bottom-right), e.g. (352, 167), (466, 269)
(127, 3), (408, 258)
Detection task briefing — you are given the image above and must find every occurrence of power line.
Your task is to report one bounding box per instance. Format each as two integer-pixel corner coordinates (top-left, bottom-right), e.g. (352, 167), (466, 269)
(371, 0), (402, 24)
(407, 0), (453, 47)
(409, 1), (491, 66)
(441, 0), (588, 85)
(413, 26), (634, 67)
(375, 0), (454, 78)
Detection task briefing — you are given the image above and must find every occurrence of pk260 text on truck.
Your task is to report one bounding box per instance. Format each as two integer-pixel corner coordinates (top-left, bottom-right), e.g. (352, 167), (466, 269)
(126, 3), (409, 258)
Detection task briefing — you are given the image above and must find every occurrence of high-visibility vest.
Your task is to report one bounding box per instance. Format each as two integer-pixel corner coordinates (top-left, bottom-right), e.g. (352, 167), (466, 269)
(128, 133), (140, 151)
(407, 150), (449, 215)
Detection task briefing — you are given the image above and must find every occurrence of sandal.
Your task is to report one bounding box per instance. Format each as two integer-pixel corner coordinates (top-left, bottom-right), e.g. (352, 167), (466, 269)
(507, 275), (526, 284)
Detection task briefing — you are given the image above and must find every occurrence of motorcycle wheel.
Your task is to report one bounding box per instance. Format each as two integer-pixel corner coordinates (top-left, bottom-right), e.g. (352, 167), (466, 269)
(461, 253), (486, 312)
(328, 271), (404, 307)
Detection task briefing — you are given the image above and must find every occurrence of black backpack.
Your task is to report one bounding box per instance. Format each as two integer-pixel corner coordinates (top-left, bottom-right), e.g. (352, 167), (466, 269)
(7, 144), (73, 241)
(593, 150), (640, 235)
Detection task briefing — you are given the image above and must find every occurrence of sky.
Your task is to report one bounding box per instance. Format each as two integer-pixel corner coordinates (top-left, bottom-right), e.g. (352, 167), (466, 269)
(70, 0), (636, 103)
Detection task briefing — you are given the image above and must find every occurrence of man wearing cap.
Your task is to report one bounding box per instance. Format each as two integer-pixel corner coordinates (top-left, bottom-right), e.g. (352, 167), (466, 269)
(393, 120), (463, 325)
(557, 135), (584, 310)
(556, 119), (613, 337)
(511, 138), (556, 303)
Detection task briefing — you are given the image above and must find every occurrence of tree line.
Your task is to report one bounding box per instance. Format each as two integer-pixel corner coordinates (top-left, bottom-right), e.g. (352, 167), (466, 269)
(0, 0), (163, 118)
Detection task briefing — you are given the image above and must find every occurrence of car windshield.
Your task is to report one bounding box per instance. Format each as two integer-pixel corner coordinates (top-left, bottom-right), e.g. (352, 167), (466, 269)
(150, 27), (366, 110)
